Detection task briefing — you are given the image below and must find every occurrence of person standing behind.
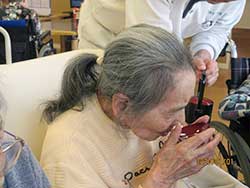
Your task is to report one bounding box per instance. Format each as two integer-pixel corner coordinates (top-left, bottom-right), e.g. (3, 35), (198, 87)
(77, 0), (246, 86)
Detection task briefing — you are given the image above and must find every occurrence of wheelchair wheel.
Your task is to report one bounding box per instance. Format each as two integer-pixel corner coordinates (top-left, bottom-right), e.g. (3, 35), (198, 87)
(38, 43), (55, 57)
(210, 121), (250, 187)
(235, 132), (250, 162)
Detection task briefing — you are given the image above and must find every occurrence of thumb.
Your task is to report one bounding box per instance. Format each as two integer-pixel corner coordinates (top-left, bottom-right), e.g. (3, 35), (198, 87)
(191, 115), (210, 125)
(165, 123), (182, 146)
(193, 58), (206, 71)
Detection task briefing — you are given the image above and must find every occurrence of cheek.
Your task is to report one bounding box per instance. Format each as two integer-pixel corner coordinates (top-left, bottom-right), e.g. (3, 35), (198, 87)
(168, 109), (186, 124)
(133, 114), (166, 133)
(128, 115), (153, 131)
(177, 109), (186, 123)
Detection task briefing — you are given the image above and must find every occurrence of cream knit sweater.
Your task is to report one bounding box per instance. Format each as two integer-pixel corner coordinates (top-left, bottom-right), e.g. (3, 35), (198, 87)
(40, 95), (247, 188)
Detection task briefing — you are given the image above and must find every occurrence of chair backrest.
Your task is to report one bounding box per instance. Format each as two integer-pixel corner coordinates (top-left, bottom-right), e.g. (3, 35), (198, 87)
(0, 49), (103, 159)
(0, 26), (12, 64)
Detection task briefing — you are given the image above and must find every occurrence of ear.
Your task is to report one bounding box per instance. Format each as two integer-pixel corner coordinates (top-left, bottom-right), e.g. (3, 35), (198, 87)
(112, 93), (129, 118)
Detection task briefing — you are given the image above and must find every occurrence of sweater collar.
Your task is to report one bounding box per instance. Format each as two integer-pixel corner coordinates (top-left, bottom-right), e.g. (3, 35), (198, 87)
(90, 95), (137, 139)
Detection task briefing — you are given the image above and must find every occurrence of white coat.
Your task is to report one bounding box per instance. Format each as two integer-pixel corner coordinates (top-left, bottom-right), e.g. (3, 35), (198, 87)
(78, 0), (246, 59)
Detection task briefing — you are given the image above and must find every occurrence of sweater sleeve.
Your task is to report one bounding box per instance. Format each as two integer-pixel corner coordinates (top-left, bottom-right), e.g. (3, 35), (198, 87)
(190, 0), (246, 59)
(125, 0), (173, 33)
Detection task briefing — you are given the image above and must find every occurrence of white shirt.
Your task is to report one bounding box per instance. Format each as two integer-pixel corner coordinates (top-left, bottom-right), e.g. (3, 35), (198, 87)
(78, 0), (246, 59)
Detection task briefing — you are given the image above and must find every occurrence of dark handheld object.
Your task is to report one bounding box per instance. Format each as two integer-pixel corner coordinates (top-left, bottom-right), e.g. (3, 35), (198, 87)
(179, 122), (210, 141)
(197, 71), (206, 109)
(185, 71), (213, 123)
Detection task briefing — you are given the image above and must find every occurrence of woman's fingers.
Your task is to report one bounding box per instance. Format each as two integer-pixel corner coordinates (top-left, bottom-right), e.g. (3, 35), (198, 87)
(149, 124), (221, 187)
(192, 133), (221, 159)
(191, 115), (210, 124)
(181, 128), (217, 149)
(164, 123), (182, 146)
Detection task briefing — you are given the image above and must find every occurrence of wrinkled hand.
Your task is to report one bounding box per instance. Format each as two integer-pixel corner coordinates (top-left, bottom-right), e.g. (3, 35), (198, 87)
(193, 50), (219, 86)
(142, 119), (221, 188)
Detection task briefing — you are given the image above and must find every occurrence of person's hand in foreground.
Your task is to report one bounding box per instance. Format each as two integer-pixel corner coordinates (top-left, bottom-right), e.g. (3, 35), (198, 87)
(193, 50), (219, 86)
(142, 116), (221, 188)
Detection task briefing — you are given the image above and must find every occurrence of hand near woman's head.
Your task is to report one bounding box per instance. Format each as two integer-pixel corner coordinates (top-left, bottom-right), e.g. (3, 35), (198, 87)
(193, 49), (219, 86)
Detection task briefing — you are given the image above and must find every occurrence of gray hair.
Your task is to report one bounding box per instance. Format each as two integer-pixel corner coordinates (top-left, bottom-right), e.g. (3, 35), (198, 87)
(43, 24), (194, 123)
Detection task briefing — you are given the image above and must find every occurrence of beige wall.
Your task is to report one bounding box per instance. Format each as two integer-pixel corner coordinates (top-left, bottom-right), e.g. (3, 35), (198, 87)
(236, 0), (250, 29)
(51, 0), (71, 14)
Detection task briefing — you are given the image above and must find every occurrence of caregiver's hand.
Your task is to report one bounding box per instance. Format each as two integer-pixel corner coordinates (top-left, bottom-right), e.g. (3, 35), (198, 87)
(193, 49), (219, 86)
(142, 121), (221, 188)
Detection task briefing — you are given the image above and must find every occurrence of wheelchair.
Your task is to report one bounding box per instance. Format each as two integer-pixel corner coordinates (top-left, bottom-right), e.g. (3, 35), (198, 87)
(185, 39), (250, 186)
(210, 39), (250, 187)
(0, 3), (55, 64)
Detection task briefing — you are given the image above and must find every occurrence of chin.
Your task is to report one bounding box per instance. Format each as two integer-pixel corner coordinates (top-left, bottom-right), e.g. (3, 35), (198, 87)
(142, 134), (160, 141)
(133, 131), (160, 141)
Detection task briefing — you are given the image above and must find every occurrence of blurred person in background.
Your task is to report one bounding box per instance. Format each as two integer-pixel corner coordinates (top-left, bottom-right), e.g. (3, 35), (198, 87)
(0, 0), (41, 34)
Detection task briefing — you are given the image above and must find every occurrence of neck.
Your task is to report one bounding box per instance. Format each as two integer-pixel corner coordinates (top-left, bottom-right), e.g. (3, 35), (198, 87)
(96, 92), (130, 129)
(96, 92), (115, 121)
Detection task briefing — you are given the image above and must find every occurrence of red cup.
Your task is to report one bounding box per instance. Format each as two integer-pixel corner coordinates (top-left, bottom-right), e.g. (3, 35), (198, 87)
(179, 122), (210, 141)
(185, 96), (213, 124)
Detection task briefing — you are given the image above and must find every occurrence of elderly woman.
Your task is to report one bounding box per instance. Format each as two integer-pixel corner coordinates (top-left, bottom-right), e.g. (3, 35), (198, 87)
(0, 97), (50, 188)
(0, 131), (50, 188)
(40, 24), (245, 188)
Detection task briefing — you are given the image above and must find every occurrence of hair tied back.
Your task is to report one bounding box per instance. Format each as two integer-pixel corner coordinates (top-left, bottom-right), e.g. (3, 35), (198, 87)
(96, 56), (104, 65)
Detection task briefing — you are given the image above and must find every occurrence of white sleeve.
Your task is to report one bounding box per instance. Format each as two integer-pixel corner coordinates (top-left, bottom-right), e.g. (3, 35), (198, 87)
(125, 0), (173, 33)
(190, 0), (246, 59)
